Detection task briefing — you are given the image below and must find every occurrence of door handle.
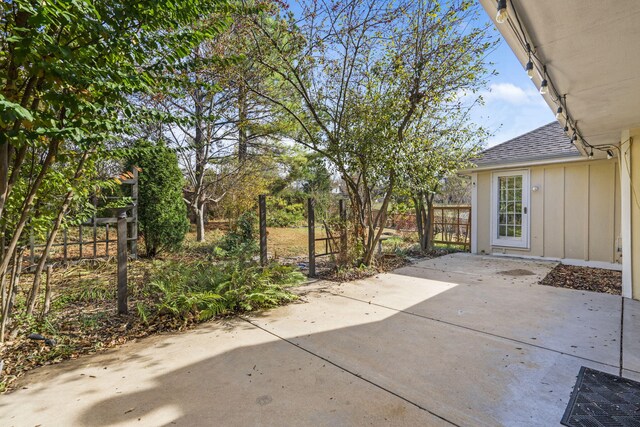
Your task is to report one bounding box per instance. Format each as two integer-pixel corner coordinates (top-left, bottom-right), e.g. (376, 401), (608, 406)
(523, 207), (528, 214)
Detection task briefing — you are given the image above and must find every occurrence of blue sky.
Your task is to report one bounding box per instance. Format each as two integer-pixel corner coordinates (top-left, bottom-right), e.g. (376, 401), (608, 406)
(472, 13), (555, 147)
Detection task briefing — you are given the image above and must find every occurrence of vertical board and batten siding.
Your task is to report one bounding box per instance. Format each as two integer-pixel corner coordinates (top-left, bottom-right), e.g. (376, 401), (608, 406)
(564, 165), (588, 259)
(630, 135), (640, 292)
(588, 162), (618, 262)
(475, 159), (620, 264)
(542, 167), (564, 259)
(529, 168), (544, 256)
(476, 172), (491, 255)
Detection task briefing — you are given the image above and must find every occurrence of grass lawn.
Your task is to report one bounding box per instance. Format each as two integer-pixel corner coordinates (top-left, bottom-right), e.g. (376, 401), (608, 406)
(266, 227), (328, 259)
(267, 227), (309, 258)
(185, 224), (326, 259)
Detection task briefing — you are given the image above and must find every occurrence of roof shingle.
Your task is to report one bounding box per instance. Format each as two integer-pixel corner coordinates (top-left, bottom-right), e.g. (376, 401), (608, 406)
(474, 122), (580, 167)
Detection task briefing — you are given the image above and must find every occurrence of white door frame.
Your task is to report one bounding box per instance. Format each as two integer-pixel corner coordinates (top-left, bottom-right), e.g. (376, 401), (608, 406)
(490, 169), (530, 249)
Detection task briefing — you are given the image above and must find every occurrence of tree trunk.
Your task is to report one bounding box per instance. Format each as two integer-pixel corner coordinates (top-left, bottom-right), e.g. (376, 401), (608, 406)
(41, 265), (53, 318)
(191, 87), (207, 243)
(414, 196), (425, 248)
(26, 205), (67, 315)
(0, 138), (59, 283)
(238, 82), (248, 162)
(26, 151), (90, 315)
(0, 141), (8, 221)
(424, 193), (435, 251)
(0, 260), (7, 331)
(195, 203), (206, 242)
(361, 175), (395, 266)
(1, 250), (23, 342)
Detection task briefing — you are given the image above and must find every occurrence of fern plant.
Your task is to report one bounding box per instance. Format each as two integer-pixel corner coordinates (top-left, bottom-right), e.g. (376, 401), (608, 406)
(143, 259), (304, 325)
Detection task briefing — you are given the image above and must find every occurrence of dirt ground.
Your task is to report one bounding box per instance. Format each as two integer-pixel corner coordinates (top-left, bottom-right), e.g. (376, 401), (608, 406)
(539, 264), (622, 295)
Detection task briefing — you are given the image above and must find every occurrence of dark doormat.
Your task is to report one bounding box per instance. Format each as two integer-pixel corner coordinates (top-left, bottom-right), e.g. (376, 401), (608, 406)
(562, 366), (640, 427)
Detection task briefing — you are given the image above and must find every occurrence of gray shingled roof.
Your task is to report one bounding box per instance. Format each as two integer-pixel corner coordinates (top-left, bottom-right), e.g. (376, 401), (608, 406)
(474, 122), (580, 167)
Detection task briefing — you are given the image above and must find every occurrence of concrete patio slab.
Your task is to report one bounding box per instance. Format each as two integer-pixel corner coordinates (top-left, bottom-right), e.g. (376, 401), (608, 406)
(1, 253), (631, 427)
(248, 289), (617, 426)
(332, 257), (621, 365)
(0, 318), (444, 427)
(623, 297), (640, 374)
(406, 253), (555, 284)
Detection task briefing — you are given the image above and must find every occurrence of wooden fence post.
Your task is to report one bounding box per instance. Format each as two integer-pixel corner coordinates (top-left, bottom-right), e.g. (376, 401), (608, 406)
(92, 196), (98, 258)
(117, 211), (128, 315)
(308, 198), (315, 278)
(258, 194), (267, 266)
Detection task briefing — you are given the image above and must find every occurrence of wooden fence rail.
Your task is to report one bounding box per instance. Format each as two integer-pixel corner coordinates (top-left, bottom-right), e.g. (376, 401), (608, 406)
(383, 205), (471, 250)
(431, 205), (471, 249)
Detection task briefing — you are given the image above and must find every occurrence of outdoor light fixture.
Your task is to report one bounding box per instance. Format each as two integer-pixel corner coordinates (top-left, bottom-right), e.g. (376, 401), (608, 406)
(588, 148), (594, 159)
(572, 134), (578, 144)
(556, 106), (563, 119)
(564, 125), (570, 135)
(539, 79), (549, 95)
(525, 60), (534, 79)
(607, 149), (614, 159)
(496, 0), (508, 23)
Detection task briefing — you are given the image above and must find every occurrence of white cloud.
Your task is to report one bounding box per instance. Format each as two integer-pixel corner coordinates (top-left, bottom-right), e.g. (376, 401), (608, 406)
(455, 80), (556, 148)
(483, 82), (543, 105)
(454, 82), (546, 108)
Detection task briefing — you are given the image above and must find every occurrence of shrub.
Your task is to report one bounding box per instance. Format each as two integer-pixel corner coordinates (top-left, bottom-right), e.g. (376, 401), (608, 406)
(266, 197), (305, 227)
(125, 140), (190, 256)
(217, 210), (259, 259)
(145, 259), (305, 323)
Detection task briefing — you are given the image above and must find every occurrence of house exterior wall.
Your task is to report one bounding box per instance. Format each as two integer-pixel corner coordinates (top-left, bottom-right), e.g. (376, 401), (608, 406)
(473, 159), (620, 266)
(633, 138), (640, 297)
(621, 130), (640, 298)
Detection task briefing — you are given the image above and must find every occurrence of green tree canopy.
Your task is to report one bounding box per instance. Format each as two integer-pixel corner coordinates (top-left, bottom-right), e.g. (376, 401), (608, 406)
(250, 0), (495, 264)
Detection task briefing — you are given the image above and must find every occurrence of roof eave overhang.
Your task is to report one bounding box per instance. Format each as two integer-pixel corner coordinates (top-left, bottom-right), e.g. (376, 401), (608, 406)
(478, 0), (640, 148)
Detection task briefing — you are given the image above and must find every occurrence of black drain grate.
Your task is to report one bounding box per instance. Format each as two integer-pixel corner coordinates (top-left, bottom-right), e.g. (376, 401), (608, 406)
(562, 366), (640, 427)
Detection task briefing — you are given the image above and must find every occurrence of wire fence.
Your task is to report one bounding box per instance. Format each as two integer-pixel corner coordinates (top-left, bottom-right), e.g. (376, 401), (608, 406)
(6, 169), (140, 269)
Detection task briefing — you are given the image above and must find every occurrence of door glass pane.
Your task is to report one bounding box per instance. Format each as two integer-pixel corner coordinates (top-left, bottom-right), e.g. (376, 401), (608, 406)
(497, 174), (524, 239)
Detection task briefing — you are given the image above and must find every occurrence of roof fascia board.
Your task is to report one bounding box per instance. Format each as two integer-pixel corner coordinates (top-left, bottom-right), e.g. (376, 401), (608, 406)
(459, 155), (588, 174)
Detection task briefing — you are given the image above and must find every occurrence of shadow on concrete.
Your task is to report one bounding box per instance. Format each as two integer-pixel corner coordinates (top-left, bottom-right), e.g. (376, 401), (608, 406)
(70, 259), (627, 427)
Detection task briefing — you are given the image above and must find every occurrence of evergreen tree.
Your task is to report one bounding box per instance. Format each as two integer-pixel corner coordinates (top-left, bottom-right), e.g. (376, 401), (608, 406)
(127, 140), (190, 256)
